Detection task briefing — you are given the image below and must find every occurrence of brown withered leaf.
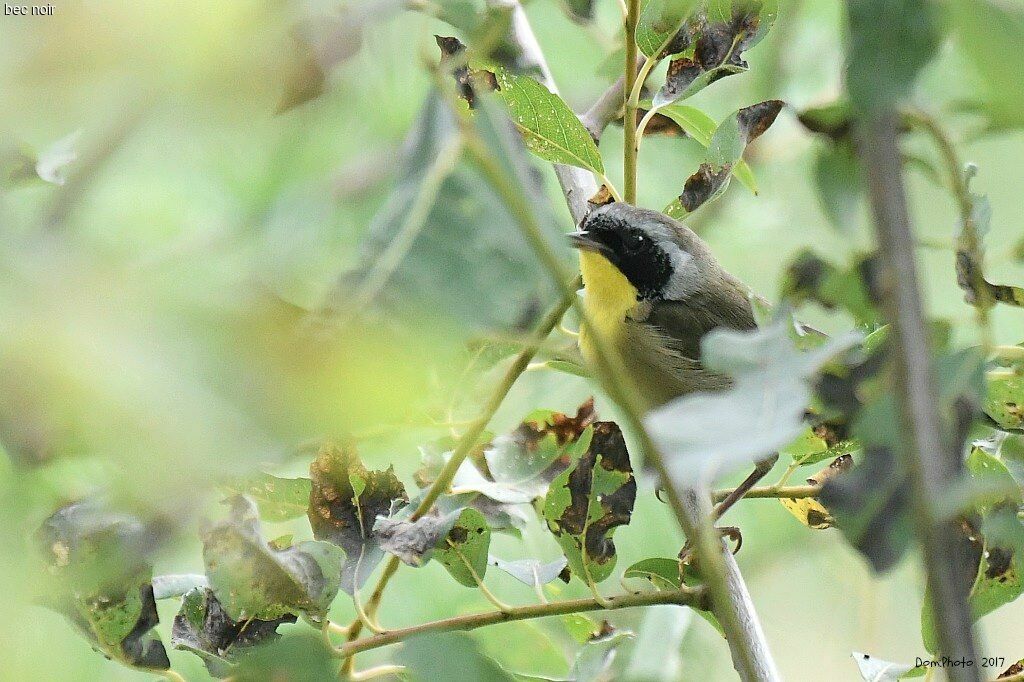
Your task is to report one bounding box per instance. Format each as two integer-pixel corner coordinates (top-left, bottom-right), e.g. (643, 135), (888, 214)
(639, 109), (686, 137)
(999, 660), (1024, 679)
(435, 35), (498, 109)
(737, 100), (785, 144)
(807, 454), (854, 486)
(588, 185), (615, 208)
(307, 443), (408, 594)
(679, 162), (732, 212)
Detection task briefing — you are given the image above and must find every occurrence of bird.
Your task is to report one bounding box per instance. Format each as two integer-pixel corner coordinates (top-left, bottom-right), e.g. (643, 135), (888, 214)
(567, 201), (775, 517)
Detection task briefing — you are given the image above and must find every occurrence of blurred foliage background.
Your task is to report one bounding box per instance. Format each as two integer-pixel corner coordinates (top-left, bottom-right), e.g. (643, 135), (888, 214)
(1, 0), (1022, 680)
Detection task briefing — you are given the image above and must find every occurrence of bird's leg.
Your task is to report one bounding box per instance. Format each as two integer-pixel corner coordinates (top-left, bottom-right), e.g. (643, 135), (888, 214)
(711, 453), (780, 521)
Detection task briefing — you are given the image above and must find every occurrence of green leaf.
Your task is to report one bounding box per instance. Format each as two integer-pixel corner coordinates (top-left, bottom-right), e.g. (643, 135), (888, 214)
(797, 97), (855, 141)
(780, 251), (879, 326)
(400, 632), (516, 682)
(559, 0), (596, 23)
(435, 508), (492, 586)
(491, 66), (604, 174)
(846, 0), (941, 115)
(542, 422), (636, 584)
(349, 91), (561, 332)
(221, 473), (312, 523)
(647, 317), (860, 483)
(950, 0), (1024, 132)
(812, 141), (863, 233)
(36, 501), (170, 670)
(658, 104), (758, 193)
(664, 100), (783, 219)
(231, 631), (338, 682)
(489, 556), (567, 587)
(307, 443), (408, 595)
(985, 369), (1024, 430)
(204, 497), (344, 621)
(171, 587), (297, 678)
(636, 0), (700, 58)
(0, 137), (39, 188)
(623, 557), (681, 589)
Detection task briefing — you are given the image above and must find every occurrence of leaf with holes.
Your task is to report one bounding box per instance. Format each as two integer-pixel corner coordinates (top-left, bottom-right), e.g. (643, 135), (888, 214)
(434, 508), (491, 587)
(657, 104), (757, 192)
(542, 422), (636, 584)
(491, 66), (604, 174)
(307, 443), (408, 595)
(485, 399), (597, 487)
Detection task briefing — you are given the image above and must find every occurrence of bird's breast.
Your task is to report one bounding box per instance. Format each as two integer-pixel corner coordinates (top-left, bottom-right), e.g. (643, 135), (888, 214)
(577, 251), (639, 363)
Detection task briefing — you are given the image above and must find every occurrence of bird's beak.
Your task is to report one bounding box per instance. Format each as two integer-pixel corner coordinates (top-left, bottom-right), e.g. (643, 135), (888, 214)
(566, 230), (608, 255)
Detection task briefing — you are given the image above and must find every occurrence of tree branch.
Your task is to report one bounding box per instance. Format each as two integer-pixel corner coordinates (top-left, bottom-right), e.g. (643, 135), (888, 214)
(858, 110), (981, 680)
(340, 588), (698, 657)
(711, 484), (820, 502)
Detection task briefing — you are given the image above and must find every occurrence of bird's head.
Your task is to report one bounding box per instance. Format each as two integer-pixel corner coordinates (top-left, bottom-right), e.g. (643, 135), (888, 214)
(568, 202), (706, 301)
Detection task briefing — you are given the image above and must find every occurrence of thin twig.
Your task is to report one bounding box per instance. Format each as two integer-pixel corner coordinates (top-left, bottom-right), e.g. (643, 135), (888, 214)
(711, 484), (820, 502)
(623, 0), (641, 203)
(340, 588), (697, 657)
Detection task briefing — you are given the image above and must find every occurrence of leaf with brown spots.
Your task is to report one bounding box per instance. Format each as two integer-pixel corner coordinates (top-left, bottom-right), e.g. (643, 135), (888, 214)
(484, 398), (598, 486)
(542, 421), (636, 584)
(36, 500), (169, 671)
(306, 443), (408, 595)
(779, 455), (853, 530)
(373, 509), (461, 567)
(433, 508), (491, 587)
(664, 100), (784, 218)
(652, 2), (778, 107)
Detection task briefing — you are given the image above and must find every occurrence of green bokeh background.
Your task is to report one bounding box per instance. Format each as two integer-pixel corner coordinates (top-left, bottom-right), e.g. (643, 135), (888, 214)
(1, 0), (1022, 679)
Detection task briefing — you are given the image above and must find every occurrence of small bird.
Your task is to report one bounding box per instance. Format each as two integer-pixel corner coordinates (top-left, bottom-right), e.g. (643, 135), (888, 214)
(568, 201), (772, 517)
(568, 201), (758, 411)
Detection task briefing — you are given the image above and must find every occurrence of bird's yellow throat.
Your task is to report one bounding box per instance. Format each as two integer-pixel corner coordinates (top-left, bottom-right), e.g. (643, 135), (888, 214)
(577, 250), (638, 359)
